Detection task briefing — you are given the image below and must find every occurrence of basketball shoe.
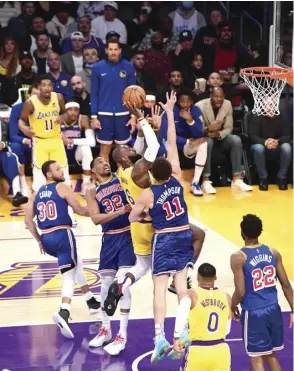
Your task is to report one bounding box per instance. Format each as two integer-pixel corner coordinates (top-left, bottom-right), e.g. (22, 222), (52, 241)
(167, 327), (190, 360)
(89, 326), (112, 347)
(151, 333), (170, 363)
(87, 296), (101, 314)
(104, 332), (126, 355)
(104, 282), (123, 316)
(52, 309), (74, 339)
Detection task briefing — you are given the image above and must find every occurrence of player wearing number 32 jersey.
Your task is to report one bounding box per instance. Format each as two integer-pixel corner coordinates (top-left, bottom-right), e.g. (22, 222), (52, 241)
(231, 214), (293, 371)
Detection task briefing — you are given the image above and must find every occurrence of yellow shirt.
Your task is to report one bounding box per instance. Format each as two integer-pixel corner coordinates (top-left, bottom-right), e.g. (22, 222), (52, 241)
(0, 64), (7, 76)
(189, 287), (230, 341)
(29, 92), (61, 139)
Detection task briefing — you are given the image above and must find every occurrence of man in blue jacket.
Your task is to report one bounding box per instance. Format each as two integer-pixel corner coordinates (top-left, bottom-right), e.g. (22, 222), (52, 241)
(91, 41), (136, 162)
(9, 84), (40, 197)
(158, 89), (207, 196)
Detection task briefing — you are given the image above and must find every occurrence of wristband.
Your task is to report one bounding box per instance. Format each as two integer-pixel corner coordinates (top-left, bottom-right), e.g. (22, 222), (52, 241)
(264, 140), (268, 146)
(91, 115), (97, 119)
(137, 117), (145, 122)
(22, 138), (27, 144)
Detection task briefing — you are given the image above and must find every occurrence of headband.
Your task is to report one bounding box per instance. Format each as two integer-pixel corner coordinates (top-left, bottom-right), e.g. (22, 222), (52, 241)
(65, 102), (80, 110)
(146, 95), (156, 101)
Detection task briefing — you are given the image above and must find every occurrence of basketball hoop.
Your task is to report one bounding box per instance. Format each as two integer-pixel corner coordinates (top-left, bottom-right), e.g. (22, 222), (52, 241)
(240, 66), (293, 116)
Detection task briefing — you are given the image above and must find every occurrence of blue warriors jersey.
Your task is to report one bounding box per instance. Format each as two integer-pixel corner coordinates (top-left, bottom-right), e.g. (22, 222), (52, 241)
(34, 182), (72, 230)
(95, 175), (130, 233)
(60, 116), (85, 150)
(149, 176), (189, 230)
(240, 244), (278, 311)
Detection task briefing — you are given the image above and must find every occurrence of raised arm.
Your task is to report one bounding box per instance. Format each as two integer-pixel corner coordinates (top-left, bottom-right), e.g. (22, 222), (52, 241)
(129, 188), (153, 223)
(19, 100), (35, 137)
(85, 185), (131, 225)
(24, 198), (45, 255)
(230, 252), (246, 320)
(57, 183), (89, 216)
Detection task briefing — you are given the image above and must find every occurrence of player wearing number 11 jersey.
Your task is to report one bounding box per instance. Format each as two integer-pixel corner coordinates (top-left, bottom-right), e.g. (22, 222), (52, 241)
(231, 214), (293, 371)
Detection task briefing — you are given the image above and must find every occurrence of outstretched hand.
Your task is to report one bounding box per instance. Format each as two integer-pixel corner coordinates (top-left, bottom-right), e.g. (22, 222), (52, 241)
(124, 101), (144, 120)
(159, 91), (177, 113)
(151, 105), (164, 130)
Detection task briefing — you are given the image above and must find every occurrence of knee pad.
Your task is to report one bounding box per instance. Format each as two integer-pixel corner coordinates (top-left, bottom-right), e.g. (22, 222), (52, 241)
(32, 166), (46, 193)
(61, 267), (76, 299)
(100, 274), (115, 306)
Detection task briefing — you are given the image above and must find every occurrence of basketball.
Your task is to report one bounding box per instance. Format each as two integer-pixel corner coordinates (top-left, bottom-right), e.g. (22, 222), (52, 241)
(122, 85), (146, 108)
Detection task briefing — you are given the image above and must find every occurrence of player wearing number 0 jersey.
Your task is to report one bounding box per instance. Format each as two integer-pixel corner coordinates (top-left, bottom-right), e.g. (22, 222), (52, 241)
(231, 214), (293, 371)
(171, 263), (231, 371)
(19, 75), (68, 193)
(25, 160), (100, 340)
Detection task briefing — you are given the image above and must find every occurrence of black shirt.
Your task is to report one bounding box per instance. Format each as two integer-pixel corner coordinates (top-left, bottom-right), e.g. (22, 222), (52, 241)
(34, 52), (47, 75)
(73, 91), (91, 116)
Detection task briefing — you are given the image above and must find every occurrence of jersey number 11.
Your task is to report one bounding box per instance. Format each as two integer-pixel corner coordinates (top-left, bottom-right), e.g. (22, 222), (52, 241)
(45, 120), (53, 131)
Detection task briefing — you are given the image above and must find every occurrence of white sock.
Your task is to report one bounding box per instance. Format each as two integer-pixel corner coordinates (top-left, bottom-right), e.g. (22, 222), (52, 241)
(193, 142), (207, 184)
(82, 175), (91, 184)
(188, 267), (193, 279)
(20, 175), (27, 188)
(12, 176), (20, 195)
(121, 277), (133, 294)
(61, 302), (71, 312)
(119, 311), (129, 338)
(84, 291), (93, 302)
(101, 309), (111, 329)
(155, 324), (164, 338)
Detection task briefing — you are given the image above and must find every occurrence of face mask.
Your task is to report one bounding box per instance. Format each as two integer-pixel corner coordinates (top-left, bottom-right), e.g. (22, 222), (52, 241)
(152, 42), (163, 50)
(182, 1), (193, 9)
(84, 63), (94, 69)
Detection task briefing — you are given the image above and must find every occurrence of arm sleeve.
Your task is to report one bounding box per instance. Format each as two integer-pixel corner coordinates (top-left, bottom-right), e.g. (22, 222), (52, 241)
(133, 135), (145, 155)
(9, 105), (26, 143)
(249, 116), (265, 145)
(140, 119), (160, 162)
(72, 129), (96, 147)
(174, 297), (192, 338)
(91, 66), (100, 115)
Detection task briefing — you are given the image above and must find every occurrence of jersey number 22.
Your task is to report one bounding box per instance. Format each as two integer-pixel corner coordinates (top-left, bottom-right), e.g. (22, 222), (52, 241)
(252, 265), (276, 291)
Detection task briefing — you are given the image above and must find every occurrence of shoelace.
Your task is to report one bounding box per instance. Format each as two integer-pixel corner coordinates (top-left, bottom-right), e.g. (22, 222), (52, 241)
(112, 334), (125, 344)
(97, 327), (109, 337)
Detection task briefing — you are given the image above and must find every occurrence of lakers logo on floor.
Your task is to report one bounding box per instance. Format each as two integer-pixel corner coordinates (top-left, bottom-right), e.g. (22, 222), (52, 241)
(0, 258), (101, 299)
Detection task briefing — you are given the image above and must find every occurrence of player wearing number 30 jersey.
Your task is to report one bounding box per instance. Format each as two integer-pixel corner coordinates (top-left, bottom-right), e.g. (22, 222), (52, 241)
(231, 214), (293, 371)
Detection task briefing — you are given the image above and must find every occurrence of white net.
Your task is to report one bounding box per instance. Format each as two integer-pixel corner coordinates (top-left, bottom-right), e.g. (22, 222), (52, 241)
(240, 68), (289, 116)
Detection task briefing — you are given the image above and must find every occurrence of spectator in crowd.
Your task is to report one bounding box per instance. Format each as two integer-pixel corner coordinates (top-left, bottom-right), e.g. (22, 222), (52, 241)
(29, 16), (60, 55)
(61, 32), (85, 76)
(33, 32), (50, 74)
(47, 52), (73, 101)
(249, 105), (292, 191)
(46, 6), (75, 43)
(71, 75), (91, 116)
(91, 2), (127, 44)
(78, 48), (99, 94)
(169, 1), (206, 39)
(282, 49), (292, 67)
(4, 51), (37, 106)
(91, 41), (136, 162)
(172, 30), (194, 69)
(246, 42), (268, 67)
(105, 31), (133, 61)
(143, 32), (172, 87)
(0, 117), (28, 207)
(9, 83), (40, 197)
(6, 2), (36, 50)
(196, 87), (252, 193)
(183, 53), (208, 90)
(213, 21), (244, 73)
(157, 69), (184, 103)
(158, 88), (207, 196)
(0, 37), (19, 77)
(126, 3), (153, 48)
(63, 16), (104, 57)
(0, 2), (21, 28)
(77, 2), (105, 20)
(131, 50), (156, 93)
(138, 16), (179, 54)
(193, 9), (223, 67)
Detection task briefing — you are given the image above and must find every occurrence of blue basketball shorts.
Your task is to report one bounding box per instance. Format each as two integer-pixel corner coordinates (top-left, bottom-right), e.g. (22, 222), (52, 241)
(241, 303), (284, 357)
(9, 142), (31, 165)
(152, 229), (194, 275)
(0, 151), (19, 185)
(41, 228), (77, 274)
(96, 114), (131, 144)
(98, 230), (136, 274)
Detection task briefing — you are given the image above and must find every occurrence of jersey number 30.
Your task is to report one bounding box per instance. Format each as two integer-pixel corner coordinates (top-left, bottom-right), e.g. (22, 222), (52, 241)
(252, 265), (276, 291)
(37, 200), (57, 222)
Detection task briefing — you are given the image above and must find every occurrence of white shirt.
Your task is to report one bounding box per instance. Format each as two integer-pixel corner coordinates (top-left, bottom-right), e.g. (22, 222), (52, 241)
(72, 55), (84, 74)
(91, 15), (127, 44)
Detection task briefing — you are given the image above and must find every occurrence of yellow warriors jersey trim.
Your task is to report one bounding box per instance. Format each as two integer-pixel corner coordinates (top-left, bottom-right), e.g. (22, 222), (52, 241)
(29, 92), (61, 139)
(189, 287), (230, 341)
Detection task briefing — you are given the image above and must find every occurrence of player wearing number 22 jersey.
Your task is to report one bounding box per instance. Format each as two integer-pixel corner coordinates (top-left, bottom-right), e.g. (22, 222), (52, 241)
(231, 214), (293, 370)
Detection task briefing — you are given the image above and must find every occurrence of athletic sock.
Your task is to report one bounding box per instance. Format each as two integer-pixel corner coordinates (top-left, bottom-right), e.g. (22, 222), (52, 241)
(155, 324), (164, 338)
(101, 309), (110, 329)
(83, 291), (94, 302)
(119, 311), (129, 339)
(20, 175), (28, 188)
(61, 302), (71, 312)
(12, 176), (20, 195)
(193, 165), (204, 184)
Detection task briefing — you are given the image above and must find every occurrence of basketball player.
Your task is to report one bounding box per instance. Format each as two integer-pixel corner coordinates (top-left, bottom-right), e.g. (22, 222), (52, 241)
(128, 91), (196, 362)
(18, 75), (68, 193)
(170, 263), (231, 371)
(61, 101), (95, 196)
(231, 214), (293, 371)
(85, 157), (136, 355)
(25, 160), (100, 339)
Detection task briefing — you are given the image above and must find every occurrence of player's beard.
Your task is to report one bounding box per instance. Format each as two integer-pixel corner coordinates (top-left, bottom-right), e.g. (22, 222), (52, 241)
(128, 153), (142, 164)
(52, 176), (65, 183)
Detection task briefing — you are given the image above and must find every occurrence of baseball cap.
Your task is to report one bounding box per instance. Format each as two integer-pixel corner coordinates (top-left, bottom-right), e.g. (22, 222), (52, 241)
(106, 31), (120, 40)
(71, 31), (85, 40)
(179, 30), (193, 42)
(19, 51), (33, 60)
(104, 1), (118, 10)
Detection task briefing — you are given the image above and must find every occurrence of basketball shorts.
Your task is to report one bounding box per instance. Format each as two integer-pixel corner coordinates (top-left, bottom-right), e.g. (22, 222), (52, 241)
(9, 142), (31, 165)
(41, 228), (77, 274)
(241, 303), (284, 357)
(33, 136), (67, 168)
(98, 230), (136, 274)
(181, 341), (231, 371)
(130, 220), (154, 256)
(152, 229), (194, 275)
(96, 114), (131, 145)
(0, 151), (19, 184)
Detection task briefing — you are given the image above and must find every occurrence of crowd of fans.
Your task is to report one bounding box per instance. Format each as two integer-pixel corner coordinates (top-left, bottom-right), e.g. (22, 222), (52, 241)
(0, 1), (292, 205)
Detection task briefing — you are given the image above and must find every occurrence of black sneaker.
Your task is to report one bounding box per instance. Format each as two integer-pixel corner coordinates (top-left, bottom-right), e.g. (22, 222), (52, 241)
(104, 282), (123, 316)
(12, 192), (28, 207)
(168, 276), (192, 295)
(277, 177), (288, 190)
(52, 309), (74, 339)
(87, 296), (101, 314)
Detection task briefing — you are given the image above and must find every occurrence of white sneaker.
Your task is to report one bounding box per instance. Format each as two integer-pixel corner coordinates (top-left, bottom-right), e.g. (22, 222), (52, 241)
(202, 181), (216, 194)
(89, 326), (112, 347)
(104, 333), (126, 355)
(231, 179), (253, 192)
(190, 182), (203, 196)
